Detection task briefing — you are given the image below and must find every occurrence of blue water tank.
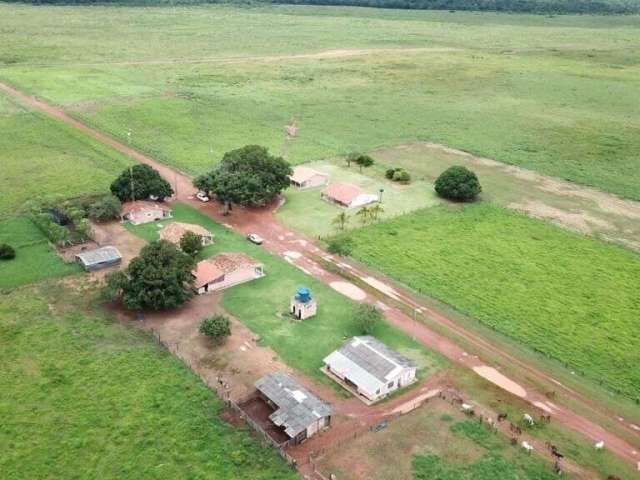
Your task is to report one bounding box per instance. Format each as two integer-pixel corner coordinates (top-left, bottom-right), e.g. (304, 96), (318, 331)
(296, 287), (311, 303)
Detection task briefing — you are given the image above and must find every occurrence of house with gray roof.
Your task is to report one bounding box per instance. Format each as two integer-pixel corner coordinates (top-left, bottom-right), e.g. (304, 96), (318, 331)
(75, 246), (122, 271)
(255, 372), (331, 444)
(323, 336), (417, 403)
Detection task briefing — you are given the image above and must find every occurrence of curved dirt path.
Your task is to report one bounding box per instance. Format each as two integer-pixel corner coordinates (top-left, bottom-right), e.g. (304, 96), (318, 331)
(2, 79), (638, 472)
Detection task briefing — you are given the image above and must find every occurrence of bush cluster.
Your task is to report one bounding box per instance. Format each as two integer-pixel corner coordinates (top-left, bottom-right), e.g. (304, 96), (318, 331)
(0, 244), (16, 260)
(385, 167), (411, 184)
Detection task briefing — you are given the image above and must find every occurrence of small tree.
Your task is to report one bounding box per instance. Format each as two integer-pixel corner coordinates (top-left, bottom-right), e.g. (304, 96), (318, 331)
(88, 195), (122, 221)
(327, 237), (353, 256)
(0, 244), (16, 260)
(393, 169), (411, 184)
(180, 231), (203, 256)
(199, 315), (231, 343)
(110, 164), (173, 202)
(104, 240), (194, 310)
(332, 211), (350, 231)
(345, 152), (360, 168)
(356, 206), (371, 225)
(355, 154), (374, 172)
(434, 166), (482, 202)
(354, 304), (382, 334)
(369, 203), (384, 221)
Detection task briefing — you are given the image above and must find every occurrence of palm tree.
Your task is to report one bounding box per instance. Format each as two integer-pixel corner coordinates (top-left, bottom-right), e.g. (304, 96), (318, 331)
(356, 206), (371, 225)
(369, 203), (384, 221)
(332, 211), (350, 231)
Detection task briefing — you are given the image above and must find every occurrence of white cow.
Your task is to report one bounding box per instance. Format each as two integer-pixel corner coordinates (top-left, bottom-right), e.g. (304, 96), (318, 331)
(523, 413), (535, 426)
(521, 441), (534, 454)
(594, 441), (605, 450)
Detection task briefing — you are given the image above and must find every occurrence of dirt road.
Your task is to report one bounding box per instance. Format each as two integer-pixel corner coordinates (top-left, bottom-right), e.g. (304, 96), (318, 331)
(2, 80), (638, 471)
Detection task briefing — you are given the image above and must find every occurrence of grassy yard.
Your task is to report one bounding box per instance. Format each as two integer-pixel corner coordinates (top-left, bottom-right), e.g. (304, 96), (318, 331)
(0, 281), (297, 479)
(0, 5), (638, 198)
(0, 216), (80, 289)
(335, 204), (640, 401)
(126, 202), (442, 385)
(277, 161), (438, 238)
(0, 90), (133, 217)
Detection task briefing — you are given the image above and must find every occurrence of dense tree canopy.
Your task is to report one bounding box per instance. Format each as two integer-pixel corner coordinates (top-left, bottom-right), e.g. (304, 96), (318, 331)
(199, 315), (231, 343)
(354, 304), (382, 334)
(180, 231), (203, 256)
(110, 164), (173, 202)
(194, 145), (291, 211)
(105, 240), (194, 310)
(87, 194), (122, 221)
(434, 165), (482, 202)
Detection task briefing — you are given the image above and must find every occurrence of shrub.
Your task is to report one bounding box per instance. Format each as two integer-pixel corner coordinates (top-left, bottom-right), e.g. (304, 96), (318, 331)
(393, 169), (411, 183)
(87, 195), (122, 221)
(434, 166), (481, 202)
(180, 231), (203, 256)
(0, 244), (16, 260)
(199, 315), (231, 343)
(327, 237), (353, 256)
(354, 304), (382, 334)
(385, 168), (397, 179)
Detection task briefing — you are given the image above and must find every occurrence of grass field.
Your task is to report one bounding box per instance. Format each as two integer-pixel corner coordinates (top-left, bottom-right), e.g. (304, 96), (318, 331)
(126, 202), (442, 385)
(0, 216), (80, 289)
(0, 281), (297, 479)
(335, 204), (640, 401)
(0, 5), (638, 199)
(277, 160), (438, 238)
(0, 90), (133, 217)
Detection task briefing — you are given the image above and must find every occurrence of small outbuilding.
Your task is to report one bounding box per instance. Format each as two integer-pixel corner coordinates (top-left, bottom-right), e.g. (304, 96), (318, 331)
(160, 222), (214, 246)
(120, 201), (172, 225)
(255, 372), (331, 445)
(75, 246), (122, 272)
(192, 252), (264, 294)
(290, 287), (317, 320)
(321, 183), (379, 209)
(289, 166), (329, 190)
(323, 336), (417, 403)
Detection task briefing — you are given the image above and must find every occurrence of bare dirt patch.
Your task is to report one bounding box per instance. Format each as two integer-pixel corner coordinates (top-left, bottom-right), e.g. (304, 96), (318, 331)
(509, 200), (614, 234)
(329, 280), (367, 300)
(472, 366), (527, 399)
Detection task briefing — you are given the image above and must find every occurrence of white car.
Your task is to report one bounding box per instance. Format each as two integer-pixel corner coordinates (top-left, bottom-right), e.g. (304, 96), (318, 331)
(196, 191), (210, 202)
(246, 233), (264, 245)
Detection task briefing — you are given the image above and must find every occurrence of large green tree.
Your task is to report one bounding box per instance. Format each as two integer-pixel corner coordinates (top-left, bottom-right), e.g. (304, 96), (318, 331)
(434, 166), (482, 202)
(105, 240), (194, 310)
(194, 145), (291, 214)
(110, 164), (173, 202)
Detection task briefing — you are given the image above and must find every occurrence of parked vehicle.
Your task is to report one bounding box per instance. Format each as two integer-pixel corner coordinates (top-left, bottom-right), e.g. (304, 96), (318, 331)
(246, 233), (264, 245)
(196, 191), (210, 202)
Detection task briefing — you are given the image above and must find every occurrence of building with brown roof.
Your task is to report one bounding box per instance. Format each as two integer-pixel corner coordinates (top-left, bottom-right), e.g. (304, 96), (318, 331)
(160, 222), (213, 246)
(192, 252), (264, 294)
(320, 183), (379, 208)
(120, 201), (172, 225)
(289, 166), (329, 190)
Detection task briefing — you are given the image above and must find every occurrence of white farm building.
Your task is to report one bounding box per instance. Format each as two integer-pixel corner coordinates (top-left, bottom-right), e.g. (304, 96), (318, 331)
(323, 336), (417, 403)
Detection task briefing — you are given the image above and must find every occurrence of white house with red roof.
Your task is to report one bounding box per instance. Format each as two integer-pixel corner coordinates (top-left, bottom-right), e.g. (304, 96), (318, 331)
(321, 183), (379, 208)
(192, 252), (264, 294)
(289, 166), (329, 190)
(120, 201), (172, 225)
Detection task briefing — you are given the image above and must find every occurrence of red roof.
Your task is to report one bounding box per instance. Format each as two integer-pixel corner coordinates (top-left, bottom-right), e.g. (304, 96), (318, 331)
(321, 183), (364, 206)
(121, 201), (171, 216)
(192, 260), (224, 289)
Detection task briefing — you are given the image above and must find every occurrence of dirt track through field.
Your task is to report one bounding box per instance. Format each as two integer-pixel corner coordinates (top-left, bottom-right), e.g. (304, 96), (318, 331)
(2, 80), (638, 474)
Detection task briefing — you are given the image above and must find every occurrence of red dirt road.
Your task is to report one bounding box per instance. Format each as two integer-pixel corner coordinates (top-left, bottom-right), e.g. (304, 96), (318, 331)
(2, 80), (638, 472)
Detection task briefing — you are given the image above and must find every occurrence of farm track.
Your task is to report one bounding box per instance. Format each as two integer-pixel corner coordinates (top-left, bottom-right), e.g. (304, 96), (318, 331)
(1, 79), (638, 472)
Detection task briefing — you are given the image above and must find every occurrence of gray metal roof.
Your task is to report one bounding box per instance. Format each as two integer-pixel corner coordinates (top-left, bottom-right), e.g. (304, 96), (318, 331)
(255, 372), (331, 438)
(334, 336), (416, 383)
(76, 246), (122, 266)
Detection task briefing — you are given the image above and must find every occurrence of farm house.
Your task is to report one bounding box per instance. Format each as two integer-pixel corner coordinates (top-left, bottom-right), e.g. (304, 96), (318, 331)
(75, 246), (122, 271)
(192, 252), (264, 294)
(120, 201), (172, 225)
(321, 183), (379, 208)
(160, 222), (213, 246)
(254, 372), (331, 445)
(323, 336), (416, 403)
(289, 166), (329, 190)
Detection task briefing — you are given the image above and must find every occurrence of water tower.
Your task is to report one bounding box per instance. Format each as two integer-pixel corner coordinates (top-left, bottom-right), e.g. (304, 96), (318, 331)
(290, 287), (317, 320)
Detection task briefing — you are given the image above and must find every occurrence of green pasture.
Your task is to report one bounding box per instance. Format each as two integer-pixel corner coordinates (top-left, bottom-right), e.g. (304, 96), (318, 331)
(0, 282), (296, 479)
(277, 161), (438, 238)
(0, 90), (133, 217)
(335, 204), (640, 401)
(0, 5), (638, 198)
(126, 202), (442, 384)
(0, 217), (80, 289)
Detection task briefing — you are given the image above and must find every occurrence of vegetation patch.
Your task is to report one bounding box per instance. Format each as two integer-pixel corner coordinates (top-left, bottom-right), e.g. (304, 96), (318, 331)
(0, 217), (79, 289)
(336, 204), (640, 401)
(126, 202), (442, 384)
(0, 283), (296, 479)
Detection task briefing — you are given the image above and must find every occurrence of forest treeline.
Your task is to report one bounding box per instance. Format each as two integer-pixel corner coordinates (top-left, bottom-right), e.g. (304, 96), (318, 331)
(4, 0), (640, 16)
